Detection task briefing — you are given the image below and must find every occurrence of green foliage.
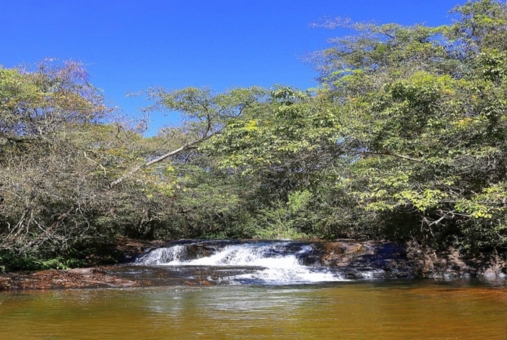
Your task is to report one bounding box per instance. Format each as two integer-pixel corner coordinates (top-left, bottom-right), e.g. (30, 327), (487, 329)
(2, 1), (507, 272)
(305, 0), (507, 252)
(144, 86), (267, 141)
(251, 191), (313, 240)
(204, 0), (507, 254)
(0, 250), (86, 272)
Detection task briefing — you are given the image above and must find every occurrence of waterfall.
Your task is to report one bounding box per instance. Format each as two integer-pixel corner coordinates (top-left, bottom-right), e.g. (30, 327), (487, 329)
(135, 245), (187, 265)
(135, 241), (363, 284)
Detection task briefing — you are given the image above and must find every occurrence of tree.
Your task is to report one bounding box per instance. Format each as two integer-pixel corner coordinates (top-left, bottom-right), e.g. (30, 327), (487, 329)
(204, 0), (507, 252)
(308, 0), (507, 251)
(109, 86), (266, 188)
(0, 61), (114, 267)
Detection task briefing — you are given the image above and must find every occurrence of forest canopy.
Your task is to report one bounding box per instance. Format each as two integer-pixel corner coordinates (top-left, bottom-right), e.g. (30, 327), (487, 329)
(1, 0), (506, 271)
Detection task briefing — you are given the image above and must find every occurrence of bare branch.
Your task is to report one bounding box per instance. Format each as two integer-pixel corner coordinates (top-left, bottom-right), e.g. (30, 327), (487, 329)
(108, 132), (219, 189)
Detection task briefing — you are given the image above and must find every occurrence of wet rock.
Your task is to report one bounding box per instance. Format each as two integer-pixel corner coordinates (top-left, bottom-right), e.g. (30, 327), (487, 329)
(2, 239), (505, 290)
(311, 241), (413, 279)
(185, 244), (218, 259)
(298, 254), (321, 266)
(0, 267), (139, 291)
(406, 243), (507, 279)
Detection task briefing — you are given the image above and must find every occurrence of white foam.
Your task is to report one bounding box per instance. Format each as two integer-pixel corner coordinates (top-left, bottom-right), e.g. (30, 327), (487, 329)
(186, 243), (295, 267)
(136, 245), (186, 265)
(136, 242), (351, 284)
(232, 267), (346, 284)
(358, 269), (385, 280)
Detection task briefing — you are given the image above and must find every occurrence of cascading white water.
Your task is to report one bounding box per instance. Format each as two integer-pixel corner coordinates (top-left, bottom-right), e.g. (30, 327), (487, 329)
(135, 242), (351, 284)
(136, 245), (187, 265)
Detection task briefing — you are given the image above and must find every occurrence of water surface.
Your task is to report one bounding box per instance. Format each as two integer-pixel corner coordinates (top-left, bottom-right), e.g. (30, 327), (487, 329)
(0, 280), (505, 340)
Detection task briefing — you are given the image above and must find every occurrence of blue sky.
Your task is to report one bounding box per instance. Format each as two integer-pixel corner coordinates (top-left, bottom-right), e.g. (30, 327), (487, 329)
(2, 0), (462, 135)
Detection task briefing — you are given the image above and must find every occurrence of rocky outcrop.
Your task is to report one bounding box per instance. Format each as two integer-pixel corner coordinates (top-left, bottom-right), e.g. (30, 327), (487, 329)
(0, 239), (504, 290)
(313, 240), (506, 279)
(0, 267), (139, 290)
(139, 239), (506, 280)
(405, 242), (506, 279)
(311, 240), (414, 279)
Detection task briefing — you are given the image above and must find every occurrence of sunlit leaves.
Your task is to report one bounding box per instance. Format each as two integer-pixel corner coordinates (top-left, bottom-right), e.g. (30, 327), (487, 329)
(301, 0), (507, 251)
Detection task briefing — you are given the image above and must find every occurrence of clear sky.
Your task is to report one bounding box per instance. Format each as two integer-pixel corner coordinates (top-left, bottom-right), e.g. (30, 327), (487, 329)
(2, 0), (463, 135)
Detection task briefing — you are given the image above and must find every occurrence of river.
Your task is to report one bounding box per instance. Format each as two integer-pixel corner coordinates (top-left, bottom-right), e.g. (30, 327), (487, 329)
(0, 240), (505, 339)
(0, 281), (505, 339)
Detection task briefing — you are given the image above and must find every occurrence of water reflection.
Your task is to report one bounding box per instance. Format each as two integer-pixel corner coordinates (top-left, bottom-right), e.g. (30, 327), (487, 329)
(0, 281), (505, 340)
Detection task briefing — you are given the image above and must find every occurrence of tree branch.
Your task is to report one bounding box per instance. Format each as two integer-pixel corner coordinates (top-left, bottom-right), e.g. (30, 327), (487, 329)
(108, 132), (218, 189)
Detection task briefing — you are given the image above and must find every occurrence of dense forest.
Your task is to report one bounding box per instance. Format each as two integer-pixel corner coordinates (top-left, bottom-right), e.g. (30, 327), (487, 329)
(1, 0), (507, 271)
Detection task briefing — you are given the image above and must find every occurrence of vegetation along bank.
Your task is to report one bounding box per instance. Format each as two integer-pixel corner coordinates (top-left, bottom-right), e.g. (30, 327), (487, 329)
(0, 0), (506, 277)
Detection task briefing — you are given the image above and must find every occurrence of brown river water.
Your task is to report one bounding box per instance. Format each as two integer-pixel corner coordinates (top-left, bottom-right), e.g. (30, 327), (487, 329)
(0, 280), (505, 340)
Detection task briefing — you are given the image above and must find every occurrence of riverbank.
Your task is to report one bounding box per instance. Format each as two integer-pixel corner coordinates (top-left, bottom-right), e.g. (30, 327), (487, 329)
(0, 267), (139, 290)
(0, 237), (161, 290)
(0, 239), (505, 290)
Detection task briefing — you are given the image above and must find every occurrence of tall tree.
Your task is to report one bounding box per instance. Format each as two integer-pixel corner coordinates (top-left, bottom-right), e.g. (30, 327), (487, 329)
(205, 0), (507, 252)
(109, 87), (266, 188)
(309, 0), (507, 251)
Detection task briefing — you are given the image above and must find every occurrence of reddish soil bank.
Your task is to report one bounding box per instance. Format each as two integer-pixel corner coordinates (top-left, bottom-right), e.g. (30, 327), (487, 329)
(0, 237), (163, 291)
(0, 267), (139, 290)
